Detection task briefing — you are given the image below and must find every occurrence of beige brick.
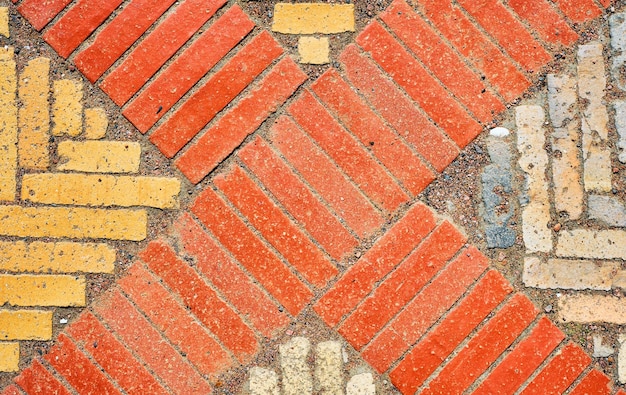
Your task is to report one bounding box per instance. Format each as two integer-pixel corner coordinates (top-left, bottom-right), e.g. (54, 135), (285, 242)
(578, 43), (612, 192)
(0, 275), (85, 306)
(250, 367), (279, 395)
(298, 36), (329, 64)
(523, 256), (619, 290)
(548, 74), (583, 220)
(315, 341), (343, 394)
(0, 47), (17, 202)
(57, 140), (141, 173)
(280, 337), (312, 394)
(0, 310), (52, 340)
(18, 57), (50, 170)
(0, 342), (19, 372)
(0, 205), (147, 241)
(556, 229), (626, 260)
(84, 107), (107, 139)
(52, 79), (82, 137)
(0, 241), (115, 273)
(347, 373), (375, 395)
(516, 105), (552, 253)
(0, 7), (8, 38)
(559, 294), (626, 324)
(22, 173), (180, 209)
(272, 3), (354, 34)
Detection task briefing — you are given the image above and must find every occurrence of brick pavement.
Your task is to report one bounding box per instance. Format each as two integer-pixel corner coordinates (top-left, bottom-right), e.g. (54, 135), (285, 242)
(1, 0), (623, 393)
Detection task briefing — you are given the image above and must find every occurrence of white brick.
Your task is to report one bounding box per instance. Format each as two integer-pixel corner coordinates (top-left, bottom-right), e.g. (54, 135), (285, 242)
(523, 256), (619, 290)
(315, 341), (343, 394)
(615, 101), (626, 163)
(559, 294), (626, 324)
(346, 373), (375, 395)
(556, 229), (626, 260)
(280, 337), (312, 395)
(249, 367), (279, 395)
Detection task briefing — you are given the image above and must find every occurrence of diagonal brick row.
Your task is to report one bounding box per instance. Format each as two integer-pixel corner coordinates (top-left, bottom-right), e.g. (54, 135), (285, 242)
(4, 0), (622, 393)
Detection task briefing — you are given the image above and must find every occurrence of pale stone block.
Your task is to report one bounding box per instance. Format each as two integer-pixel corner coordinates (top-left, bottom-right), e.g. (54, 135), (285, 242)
(523, 256), (619, 290)
(578, 43), (612, 192)
(0, 275), (85, 307)
(280, 337), (312, 395)
(52, 79), (82, 137)
(619, 335), (626, 383)
(315, 341), (343, 395)
(559, 294), (626, 324)
(273, 3), (354, 34)
(556, 229), (626, 260)
(593, 335), (614, 357)
(615, 101), (626, 163)
(548, 74), (583, 219)
(298, 36), (330, 65)
(610, 13), (626, 90)
(588, 195), (626, 227)
(516, 105), (552, 253)
(346, 373), (375, 395)
(249, 367), (279, 395)
(0, 47), (17, 202)
(57, 140), (141, 173)
(0, 310), (52, 340)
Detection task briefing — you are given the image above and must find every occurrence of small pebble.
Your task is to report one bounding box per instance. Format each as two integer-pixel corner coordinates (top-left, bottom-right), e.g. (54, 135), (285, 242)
(544, 304), (553, 313)
(60, 318), (68, 324)
(553, 223), (562, 232)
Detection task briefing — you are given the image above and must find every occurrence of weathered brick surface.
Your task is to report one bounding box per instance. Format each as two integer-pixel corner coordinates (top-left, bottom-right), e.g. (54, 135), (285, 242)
(0, 343), (18, 372)
(272, 3), (354, 34)
(51, 79), (82, 137)
(0, 47), (16, 202)
(56, 141), (141, 173)
(18, 57), (49, 170)
(17, 0), (72, 31)
(298, 36), (329, 64)
(0, 275), (85, 307)
(508, 0), (579, 46)
(14, 359), (72, 395)
(83, 108), (107, 140)
(569, 369), (613, 395)
(0, 310), (52, 340)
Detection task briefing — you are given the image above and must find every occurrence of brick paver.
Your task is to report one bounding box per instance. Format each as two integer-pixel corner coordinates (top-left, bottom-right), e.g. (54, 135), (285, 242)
(2, 0), (622, 392)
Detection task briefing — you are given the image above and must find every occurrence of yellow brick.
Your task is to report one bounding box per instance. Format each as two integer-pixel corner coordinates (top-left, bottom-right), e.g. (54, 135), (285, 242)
(0, 241), (115, 273)
(52, 79), (82, 137)
(0, 47), (17, 202)
(0, 310), (52, 340)
(84, 107), (107, 139)
(0, 8), (8, 38)
(22, 173), (180, 209)
(0, 343), (19, 372)
(272, 3), (354, 34)
(0, 275), (85, 306)
(18, 57), (51, 170)
(298, 36), (330, 64)
(0, 205), (147, 241)
(57, 140), (141, 173)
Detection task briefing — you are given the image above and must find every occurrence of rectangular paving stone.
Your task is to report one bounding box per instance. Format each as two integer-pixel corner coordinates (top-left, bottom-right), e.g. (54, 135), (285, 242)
(508, 0), (578, 46)
(0, 241), (115, 273)
(517, 105), (552, 253)
(0, 205), (147, 241)
(0, 275), (85, 306)
(556, 229), (626, 260)
(272, 3), (354, 34)
(52, 79), (82, 137)
(0, 310), (52, 340)
(22, 173), (180, 209)
(569, 369), (613, 395)
(14, 359), (72, 395)
(56, 140), (140, 173)
(17, 0), (72, 31)
(43, 0), (124, 58)
(550, 0), (602, 23)
(18, 57), (50, 170)
(0, 342), (19, 372)
(298, 36), (329, 64)
(616, 101), (626, 163)
(73, 0), (178, 82)
(548, 74), (584, 220)
(0, 47), (16, 202)
(578, 43), (612, 192)
(83, 108), (107, 139)
(523, 256), (620, 290)
(559, 294), (626, 324)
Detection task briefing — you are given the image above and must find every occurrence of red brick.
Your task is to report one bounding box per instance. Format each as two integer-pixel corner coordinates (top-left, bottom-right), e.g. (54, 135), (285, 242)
(99, 0), (225, 106)
(339, 223), (469, 350)
(569, 369), (613, 395)
(66, 312), (169, 395)
(215, 165), (338, 288)
(415, 0), (531, 101)
(311, 68), (435, 196)
(43, 0), (124, 58)
(140, 240), (258, 363)
(289, 90), (409, 213)
(176, 213), (290, 337)
(44, 333), (121, 395)
(473, 317), (565, 395)
(550, 0), (602, 23)
(508, 0), (579, 46)
(17, 0), (72, 31)
(382, 0), (505, 122)
(93, 289), (213, 394)
(421, 294), (538, 395)
(314, 203), (436, 327)
(149, 31), (281, 155)
(340, 44), (458, 172)
(15, 359), (72, 395)
(73, 0), (178, 82)
(270, 116), (383, 238)
(357, 21), (483, 148)
(389, 270), (512, 393)
(598, 0), (611, 7)
(1, 385), (21, 395)
(118, 263), (233, 376)
(176, 57), (307, 184)
(361, 245), (489, 372)
(239, 137), (358, 261)
(519, 342), (591, 395)
(124, 6), (255, 133)
(615, 389), (626, 395)
(457, 0), (552, 71)
(192, 187), (314, 315)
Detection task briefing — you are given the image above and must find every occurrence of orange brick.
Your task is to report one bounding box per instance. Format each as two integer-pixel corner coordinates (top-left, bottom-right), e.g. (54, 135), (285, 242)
(508, 0), (579, 46)
(15, 359), (72, 395)
(568, 369), (612, 395)
(18, 0), (71, 31)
